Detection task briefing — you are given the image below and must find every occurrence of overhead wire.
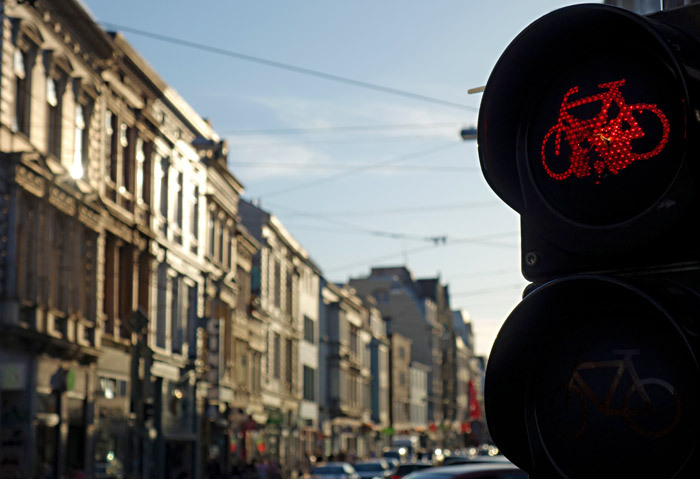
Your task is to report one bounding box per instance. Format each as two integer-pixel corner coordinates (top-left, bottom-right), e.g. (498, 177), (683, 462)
(325, 231), (517, 273)
(230, 161), (478, 172)
(258, 203), (449, 243)
(266, 200), (499, 217)
(450, 283), (527, 297)
(229, 134), (464, 148)
(223, 122), (468, 135)
(257, 141), (459, 198)
(98, 21), (479, 113)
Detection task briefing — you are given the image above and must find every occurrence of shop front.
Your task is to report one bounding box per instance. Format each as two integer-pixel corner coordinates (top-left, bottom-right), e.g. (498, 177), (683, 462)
(262, 408), (284, 461)
(0, 348), (96, 479)
(95, 348), (131, 479)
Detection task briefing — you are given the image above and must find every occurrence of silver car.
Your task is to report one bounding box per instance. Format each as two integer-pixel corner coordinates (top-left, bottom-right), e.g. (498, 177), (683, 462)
(311, 462), (361, 479)
(353, 460), (394, 479)
(403, 463), (527, 479)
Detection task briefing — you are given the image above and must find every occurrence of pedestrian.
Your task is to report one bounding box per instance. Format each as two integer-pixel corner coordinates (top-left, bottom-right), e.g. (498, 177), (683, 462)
(206, 457), (222, 479)
(242, 461), (260, 479)
(267, 460), (281, 479)
(255, 458), (269, 479)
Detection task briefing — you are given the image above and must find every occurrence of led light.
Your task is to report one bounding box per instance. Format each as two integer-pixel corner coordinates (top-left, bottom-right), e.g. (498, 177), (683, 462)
(541, 79), (670, 183)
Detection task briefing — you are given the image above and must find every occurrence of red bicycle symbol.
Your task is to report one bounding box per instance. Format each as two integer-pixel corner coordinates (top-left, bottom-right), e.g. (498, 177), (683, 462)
(541, 79), (670, 182)
(550, 350), (681, 440)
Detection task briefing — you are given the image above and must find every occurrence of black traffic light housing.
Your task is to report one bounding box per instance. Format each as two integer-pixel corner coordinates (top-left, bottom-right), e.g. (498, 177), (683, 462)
(478, 3), (700, 282)
(478, 4), (700, 478)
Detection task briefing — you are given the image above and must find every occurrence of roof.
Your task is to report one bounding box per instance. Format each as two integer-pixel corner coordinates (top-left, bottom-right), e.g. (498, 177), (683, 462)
(406, 462), (522, 476)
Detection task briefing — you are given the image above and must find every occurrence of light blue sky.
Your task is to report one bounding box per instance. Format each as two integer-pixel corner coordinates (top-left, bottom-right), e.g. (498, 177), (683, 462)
(82, 0), (596, 356)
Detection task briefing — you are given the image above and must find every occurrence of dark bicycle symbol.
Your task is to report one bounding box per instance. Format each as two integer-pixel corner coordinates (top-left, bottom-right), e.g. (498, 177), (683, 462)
(551, 350), (681, 440)
(541, 79), (670, 183)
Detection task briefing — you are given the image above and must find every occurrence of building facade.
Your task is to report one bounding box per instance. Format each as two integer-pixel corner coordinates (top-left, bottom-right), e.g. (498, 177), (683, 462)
(318, 281), (376, 458)
(409, 362), (429, 437)
(0, 2), (487, 477)
(0, 2), (243, 478)
(367, 297), (390, 451)
(389, 332), (413, 437)
(350, 266), (445, 445)
(1, 2), (117, 477)
(240, 199), (319, 472)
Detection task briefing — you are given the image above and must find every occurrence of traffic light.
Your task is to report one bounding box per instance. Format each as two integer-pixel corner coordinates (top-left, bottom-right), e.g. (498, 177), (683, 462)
(478, 4), (700, 478)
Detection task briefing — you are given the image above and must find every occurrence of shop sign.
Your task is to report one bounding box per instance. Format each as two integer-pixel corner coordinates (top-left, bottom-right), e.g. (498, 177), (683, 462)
(268, 410), (283, 425)
(0, 364), (25, 390)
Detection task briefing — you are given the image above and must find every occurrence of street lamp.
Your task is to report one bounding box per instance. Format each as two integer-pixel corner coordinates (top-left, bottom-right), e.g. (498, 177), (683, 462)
(460, 127), (477, 141)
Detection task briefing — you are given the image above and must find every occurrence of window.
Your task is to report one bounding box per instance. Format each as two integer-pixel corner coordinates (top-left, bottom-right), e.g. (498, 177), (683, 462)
(159, 156), (169, 218)
(237, 340), (248, 387)
(105, 110), (116, 182)
(303, 315), (315, 343)
(208, 211), (216, 258)
(285, 338), (293, 385)
(303, 366), (315, 401)
(227, 226), (235, 270)
(349, 327), (358, 357)
(236, 266), (250, 316)
(252, 352), (262, 394)
(170, 275), (182, 353)
(191, 186), (199, 252)
(72, 105), (85, 179)
(120, 123), (134, 210)
(118, 243), (133, 339)
(14, 47), (31, 135)
(156, 263), (167, 349)
(187, 283), (198, 360)
(273, 260), (281, 308)
(135, 138), (145, 202)
(285, 267), (293, 316)
(47, 76), (62, 158)
(51, 213), (68, 313)
(174, 170), (183, 244)
(99, 377), (128, 399)
(273, 333), (281, 379)
(350, 375), (358, 406)
(217, 216), (225, 263)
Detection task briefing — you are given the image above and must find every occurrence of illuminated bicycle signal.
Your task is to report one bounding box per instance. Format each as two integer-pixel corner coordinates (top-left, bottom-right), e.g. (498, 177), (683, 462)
(541, 79), (670, 183)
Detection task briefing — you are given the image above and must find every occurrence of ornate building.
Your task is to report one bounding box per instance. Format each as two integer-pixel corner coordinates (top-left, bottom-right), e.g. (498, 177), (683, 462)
(0, 1), (232, 478)
(0, 2), (112, 477)
(239, 199), (317, 472)
(318, 281), (375, 458)
(350, 266), (446, 445)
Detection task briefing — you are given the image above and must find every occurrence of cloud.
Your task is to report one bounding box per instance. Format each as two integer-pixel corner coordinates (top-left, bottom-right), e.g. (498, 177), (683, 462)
(224, 95), (471, 181)
(251, 95), (470, 139)
(226, 134), (332, 181)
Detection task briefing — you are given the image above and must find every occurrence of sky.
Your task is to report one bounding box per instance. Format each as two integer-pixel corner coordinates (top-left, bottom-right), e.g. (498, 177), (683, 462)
(81, 0), (599, 357)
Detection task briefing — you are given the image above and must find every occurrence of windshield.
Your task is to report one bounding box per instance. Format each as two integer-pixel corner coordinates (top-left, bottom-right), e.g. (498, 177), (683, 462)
(354, 464), (383, 471)
(313, 466), (346, 474)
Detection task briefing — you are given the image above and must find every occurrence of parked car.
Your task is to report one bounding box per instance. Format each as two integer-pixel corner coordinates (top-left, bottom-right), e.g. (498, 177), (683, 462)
(383, 450), (403, 465)
(402, 463), (527, 479)
(353, 460), (394, 479)
(441, 455), (510, 466)
(389, 461), (435, 479)
(311, 462), (361, 479)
